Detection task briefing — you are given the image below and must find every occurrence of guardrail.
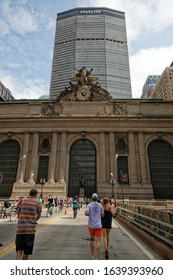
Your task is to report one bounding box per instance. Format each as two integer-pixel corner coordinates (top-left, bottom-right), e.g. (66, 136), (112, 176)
(117, 206), (173, 248)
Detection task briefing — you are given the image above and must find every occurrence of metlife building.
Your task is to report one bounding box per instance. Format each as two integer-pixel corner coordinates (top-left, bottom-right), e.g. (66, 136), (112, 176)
(49, 7), (132, 99)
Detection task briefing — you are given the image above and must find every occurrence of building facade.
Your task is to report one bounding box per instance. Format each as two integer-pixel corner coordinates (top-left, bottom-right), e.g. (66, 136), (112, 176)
(141, 75), (160, 99)
(49, 7), (132, 99)
(0, 81), (15, 102)
(0, 71), (173, 200)
(150, 64), (173, 100)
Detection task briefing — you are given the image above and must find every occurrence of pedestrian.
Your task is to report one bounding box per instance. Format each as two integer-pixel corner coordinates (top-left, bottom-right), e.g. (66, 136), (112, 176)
(101, 197), (115, 259)
(85, 193), (104, 260)
(3, 200), (11, 218)
(54, 196), (58, 212)
(72, 199), (79, 218)
(48, 195), (53, 205)
(46, 195), (54, 214)
(113, 198), (118, 216)
(15, 188), (42, 260)
(114, 198), (118, 208)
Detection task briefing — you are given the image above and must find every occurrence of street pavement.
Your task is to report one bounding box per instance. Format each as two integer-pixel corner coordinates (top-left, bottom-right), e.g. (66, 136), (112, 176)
(0, 206), (161, 260)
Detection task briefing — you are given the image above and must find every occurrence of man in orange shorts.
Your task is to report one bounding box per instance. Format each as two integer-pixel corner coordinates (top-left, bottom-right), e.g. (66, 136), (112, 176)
(85, 193), (104, 260)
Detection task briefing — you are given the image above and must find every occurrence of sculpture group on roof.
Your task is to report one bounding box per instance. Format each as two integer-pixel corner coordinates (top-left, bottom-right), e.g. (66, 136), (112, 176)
(74, 67), (94, 86)
(57, 67), (112, 102)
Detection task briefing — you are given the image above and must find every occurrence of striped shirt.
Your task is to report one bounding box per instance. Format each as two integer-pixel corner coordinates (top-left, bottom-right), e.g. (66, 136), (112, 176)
(16, 198), (42, 234)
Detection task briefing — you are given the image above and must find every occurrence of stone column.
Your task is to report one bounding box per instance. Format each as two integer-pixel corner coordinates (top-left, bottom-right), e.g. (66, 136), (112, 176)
(58, 132), (67, 182)
(18, 132), (30, 183)
(28, 132), (39, 183)
(99, 132), (106, 181)
(48, 132), (57, 183)
(128, 132), (138, 183)
(138, 133), (148, 183)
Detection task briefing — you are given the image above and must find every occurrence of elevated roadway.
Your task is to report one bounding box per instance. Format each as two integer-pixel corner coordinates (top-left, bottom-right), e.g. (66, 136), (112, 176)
(0, 206), (162, 260)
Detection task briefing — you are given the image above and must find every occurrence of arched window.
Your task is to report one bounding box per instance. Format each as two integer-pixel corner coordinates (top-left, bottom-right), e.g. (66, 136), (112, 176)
(148, 139), (173, 199)
(68, 139), (96, 197)
(0, 139), (20, 197)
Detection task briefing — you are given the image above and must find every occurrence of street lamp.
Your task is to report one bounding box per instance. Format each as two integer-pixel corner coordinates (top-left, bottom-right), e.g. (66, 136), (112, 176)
(115, 154), (118, 198)
(40, 178), (46, 198)
(110, 173), (115, 198)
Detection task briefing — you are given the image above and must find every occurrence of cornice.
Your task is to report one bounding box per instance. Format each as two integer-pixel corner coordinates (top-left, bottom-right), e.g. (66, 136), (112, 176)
(0, 118), (172, 133)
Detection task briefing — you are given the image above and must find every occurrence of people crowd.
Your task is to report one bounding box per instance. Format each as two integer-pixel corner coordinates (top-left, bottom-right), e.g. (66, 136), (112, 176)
(1, 189), (118, 260)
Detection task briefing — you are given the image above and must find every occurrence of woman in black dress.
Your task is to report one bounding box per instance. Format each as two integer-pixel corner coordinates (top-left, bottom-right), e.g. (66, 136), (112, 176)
(101, 197), (115, 259)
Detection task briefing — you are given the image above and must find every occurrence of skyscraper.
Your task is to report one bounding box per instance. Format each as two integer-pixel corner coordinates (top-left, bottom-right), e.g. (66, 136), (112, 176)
(150, 63), (173, 100)
(49, 7), (132, 99)
(0, 81), (15, 101)
(141, 75), (160, 99)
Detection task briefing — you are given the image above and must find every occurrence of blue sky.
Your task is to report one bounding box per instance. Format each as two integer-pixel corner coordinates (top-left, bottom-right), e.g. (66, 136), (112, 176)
(0, 0), (173, 99)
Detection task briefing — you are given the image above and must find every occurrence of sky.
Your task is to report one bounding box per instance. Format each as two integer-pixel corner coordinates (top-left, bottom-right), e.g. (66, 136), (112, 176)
(0, 0), (173, 100)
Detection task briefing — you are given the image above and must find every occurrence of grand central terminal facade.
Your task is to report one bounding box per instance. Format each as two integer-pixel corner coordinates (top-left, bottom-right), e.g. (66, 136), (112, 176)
(0, 71), (173, 200)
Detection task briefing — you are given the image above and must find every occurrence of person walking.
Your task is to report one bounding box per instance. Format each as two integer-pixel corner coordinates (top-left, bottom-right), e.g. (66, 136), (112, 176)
(72, 199), (79, 218)
(3, 200), (11, 218)
(15, 188), (42, 260)
(101, 197), (115, 259)
(85, 193), (104, 260)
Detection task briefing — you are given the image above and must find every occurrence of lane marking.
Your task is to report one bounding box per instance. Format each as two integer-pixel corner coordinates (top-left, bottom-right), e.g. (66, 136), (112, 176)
(0, 212), (71, 258)
(113, 218), (158, 260)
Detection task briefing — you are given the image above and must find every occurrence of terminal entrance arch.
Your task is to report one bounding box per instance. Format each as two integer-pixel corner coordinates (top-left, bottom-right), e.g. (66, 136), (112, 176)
(68, 139), (96, 198)
(0, 139), (20, 197)
(148, 139), (173, 199)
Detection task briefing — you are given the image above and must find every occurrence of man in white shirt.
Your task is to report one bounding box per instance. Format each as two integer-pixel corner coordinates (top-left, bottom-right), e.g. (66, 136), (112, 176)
(85, 193), (104, 260)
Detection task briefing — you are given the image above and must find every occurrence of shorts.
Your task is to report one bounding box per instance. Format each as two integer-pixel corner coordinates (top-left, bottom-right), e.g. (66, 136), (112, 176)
(88, 227), (102, 237)
(101, 219), (112, 229)
(15, 234), (35, 255)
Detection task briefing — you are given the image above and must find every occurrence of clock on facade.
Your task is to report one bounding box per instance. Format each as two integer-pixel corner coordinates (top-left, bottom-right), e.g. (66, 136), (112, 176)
(76, 86), (91, 100)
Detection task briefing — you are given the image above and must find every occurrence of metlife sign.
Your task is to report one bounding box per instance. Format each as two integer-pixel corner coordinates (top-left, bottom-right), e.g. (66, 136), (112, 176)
(79, 9), (102, 14)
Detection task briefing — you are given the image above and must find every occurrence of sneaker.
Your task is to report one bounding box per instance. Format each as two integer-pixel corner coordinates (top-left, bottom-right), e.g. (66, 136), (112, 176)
(90, 256), (95, 260)
(105, 250), (109, 260)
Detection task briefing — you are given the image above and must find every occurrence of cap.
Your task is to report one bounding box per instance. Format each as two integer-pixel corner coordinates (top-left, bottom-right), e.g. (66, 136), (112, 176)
(92, 193), (98, 199)
(29, 188), (38, 196)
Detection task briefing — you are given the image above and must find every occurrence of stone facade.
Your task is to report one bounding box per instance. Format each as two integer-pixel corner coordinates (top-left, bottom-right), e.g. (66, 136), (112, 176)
(0, 71), (173, 199)
(0, 96), (173, 200)
(150, 66), (173, 100)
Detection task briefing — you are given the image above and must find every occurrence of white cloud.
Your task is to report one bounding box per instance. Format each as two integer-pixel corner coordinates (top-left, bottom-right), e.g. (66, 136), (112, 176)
(1, 71), (49, 99)
(0, 0), (39, 35)
(0, 18), (10, 35)
(130, 45), (173, 98)
(9, 8), (39, 34)
(76, 0), (173, 43)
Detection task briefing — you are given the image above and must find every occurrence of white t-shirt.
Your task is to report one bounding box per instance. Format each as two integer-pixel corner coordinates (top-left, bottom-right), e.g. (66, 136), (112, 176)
(86, 201), (104, 228)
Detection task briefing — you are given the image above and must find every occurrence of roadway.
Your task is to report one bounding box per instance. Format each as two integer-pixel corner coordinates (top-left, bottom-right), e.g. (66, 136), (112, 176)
(0, 206), (162, 260)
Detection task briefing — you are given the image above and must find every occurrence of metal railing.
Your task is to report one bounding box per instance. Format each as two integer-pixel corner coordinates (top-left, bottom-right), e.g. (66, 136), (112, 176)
(117, 206), (173, 248)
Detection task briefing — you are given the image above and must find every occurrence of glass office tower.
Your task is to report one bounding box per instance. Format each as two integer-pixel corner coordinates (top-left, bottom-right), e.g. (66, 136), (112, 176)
(49, 7), (132, 99)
